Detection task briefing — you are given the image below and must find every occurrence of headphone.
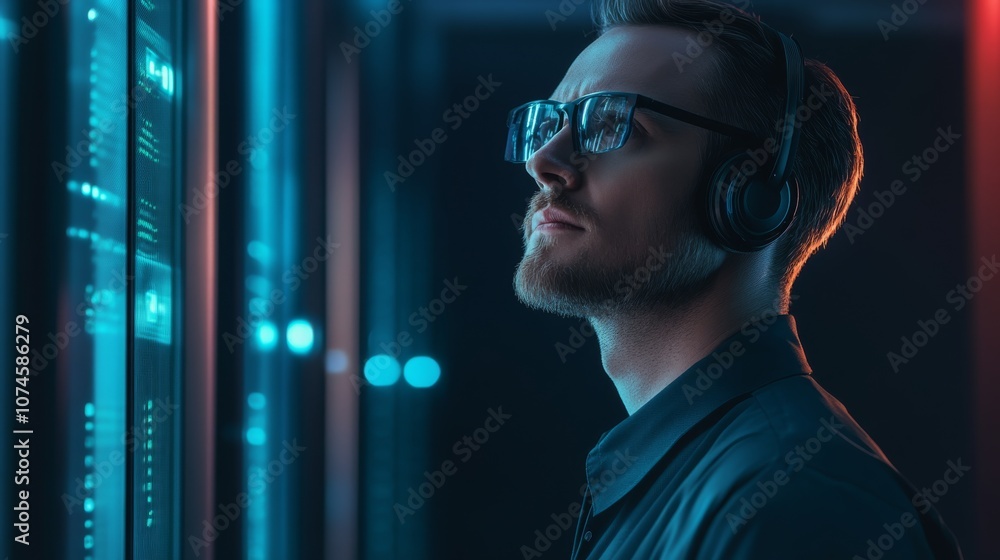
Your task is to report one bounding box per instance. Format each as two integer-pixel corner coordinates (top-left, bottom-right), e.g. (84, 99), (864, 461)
(705, 24), (804, 253)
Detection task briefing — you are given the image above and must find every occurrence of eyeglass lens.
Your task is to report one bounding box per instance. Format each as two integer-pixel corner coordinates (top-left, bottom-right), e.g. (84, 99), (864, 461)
(505, 94), (633, 163)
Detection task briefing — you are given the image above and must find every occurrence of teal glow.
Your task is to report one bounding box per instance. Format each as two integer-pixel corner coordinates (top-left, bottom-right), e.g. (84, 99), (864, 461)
(245, 274), (270, 296)
(144, 49), (174, 95)
(247, 392), (266, 410)
(246, 240), (272, 264)
(286, 319), (314, 355)
(84, 402), (95, 417)
(245, 0), (280, 556)
(256, 321), (278, 351)
(246, 427), (267, 446)
(364, 355), (401, 386)
(84, 498), (95, 513)
(249, 297), (270, 316)
(404, 356), (441, 388)
(87, 8), (96, 20)
(146, 290), (158, 315)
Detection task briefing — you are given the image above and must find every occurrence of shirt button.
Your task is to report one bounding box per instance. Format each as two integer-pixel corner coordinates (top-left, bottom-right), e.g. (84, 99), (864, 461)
(584, 531), (592, 542)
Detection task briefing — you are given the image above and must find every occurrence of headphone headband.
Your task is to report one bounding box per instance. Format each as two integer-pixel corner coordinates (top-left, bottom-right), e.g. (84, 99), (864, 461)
(763, 25), (804, 192)
(704, 22), (805, 253)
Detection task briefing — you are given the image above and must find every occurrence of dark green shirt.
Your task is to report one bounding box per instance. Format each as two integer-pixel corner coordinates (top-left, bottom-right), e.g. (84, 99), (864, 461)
(570, 315), (963, 560)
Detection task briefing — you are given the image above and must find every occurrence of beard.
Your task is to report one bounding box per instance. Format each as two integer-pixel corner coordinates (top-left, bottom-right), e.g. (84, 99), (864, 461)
(513, 195), (724, 320)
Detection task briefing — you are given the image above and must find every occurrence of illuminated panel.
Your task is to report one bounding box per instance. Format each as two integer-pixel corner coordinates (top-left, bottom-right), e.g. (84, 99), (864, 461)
(132, 1), (180, 558)
(244, 1), (281, 557)
(144, 48), (175, 96)
(62, 2), (129, 559)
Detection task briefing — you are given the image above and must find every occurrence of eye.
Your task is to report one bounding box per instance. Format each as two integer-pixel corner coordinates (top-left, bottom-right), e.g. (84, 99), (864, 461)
(531, 118), (560, 144)
(589, 108), (618, 133)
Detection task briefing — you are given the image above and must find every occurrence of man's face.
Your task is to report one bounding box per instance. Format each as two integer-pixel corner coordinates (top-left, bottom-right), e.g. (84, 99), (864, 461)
(514, 25), (727, 319)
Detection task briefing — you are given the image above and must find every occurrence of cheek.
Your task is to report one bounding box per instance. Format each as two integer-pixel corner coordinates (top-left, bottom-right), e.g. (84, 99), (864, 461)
(592, 171), (677, 244)
(587, 142), (704, 240)
(625, 160), (698, 224)
(642, 147), (705, 221)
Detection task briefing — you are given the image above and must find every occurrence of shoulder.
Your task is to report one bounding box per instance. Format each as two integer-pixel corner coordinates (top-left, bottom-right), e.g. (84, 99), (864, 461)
(700, 374), (895, 491)
(688, 375), (935, 558)
(700, 465), (934, 559)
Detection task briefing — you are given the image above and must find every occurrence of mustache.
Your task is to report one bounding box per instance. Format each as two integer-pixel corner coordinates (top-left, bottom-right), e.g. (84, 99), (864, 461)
(523, 192), (594, 231)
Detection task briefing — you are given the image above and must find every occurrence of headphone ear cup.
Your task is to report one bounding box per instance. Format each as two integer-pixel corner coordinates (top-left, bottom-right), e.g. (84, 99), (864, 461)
(705, 153), (799, 252)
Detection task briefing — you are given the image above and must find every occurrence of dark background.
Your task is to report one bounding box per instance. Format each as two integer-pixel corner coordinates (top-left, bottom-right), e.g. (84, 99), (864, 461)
(356, 1), (977, 558)
(0, 0), (989, 559)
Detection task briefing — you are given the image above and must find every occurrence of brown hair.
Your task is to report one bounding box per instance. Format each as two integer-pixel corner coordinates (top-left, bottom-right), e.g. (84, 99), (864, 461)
(592, 0), (864, 299)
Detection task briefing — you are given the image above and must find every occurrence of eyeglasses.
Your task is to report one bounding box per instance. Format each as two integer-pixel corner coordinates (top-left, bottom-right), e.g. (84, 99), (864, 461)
(504, 91), (761, 163)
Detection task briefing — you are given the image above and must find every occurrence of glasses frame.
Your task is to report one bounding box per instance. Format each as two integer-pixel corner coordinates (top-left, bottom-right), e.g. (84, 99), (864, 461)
(504, 90), (763, 163)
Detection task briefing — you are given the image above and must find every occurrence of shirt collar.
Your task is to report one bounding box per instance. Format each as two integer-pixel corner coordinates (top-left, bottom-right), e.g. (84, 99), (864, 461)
(584, 314), (812, 514)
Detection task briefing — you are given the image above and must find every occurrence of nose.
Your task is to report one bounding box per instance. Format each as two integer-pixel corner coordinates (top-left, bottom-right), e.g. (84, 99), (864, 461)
(525, 125), (583, 194)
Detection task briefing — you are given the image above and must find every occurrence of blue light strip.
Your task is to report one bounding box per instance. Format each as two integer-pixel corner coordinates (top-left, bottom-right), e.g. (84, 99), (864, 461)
(245, 0), (280, 558)
(71, 1), (129, 557)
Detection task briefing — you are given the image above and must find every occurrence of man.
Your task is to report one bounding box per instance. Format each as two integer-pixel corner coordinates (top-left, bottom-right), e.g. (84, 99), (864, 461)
(506, 0), (963, 558)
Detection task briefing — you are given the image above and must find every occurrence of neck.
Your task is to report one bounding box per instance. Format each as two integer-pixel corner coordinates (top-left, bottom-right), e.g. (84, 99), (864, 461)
(590, 276), (785, 415)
